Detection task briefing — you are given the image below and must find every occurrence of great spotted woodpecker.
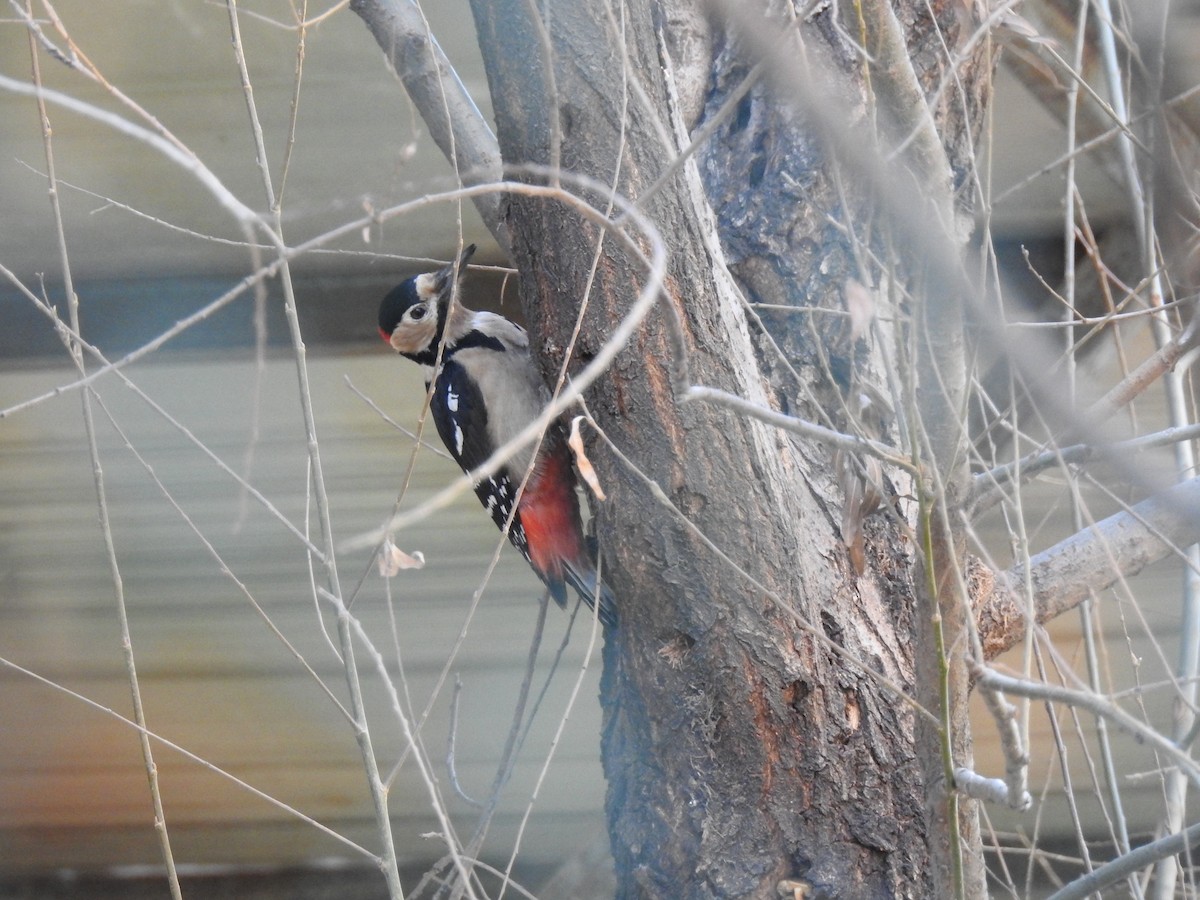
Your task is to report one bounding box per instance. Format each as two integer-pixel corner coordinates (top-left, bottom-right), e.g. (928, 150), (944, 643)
(378, 245), (617, 627)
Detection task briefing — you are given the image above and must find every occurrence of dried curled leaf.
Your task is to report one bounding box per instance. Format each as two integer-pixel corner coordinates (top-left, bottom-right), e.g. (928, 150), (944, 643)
(568, 416), (606, 501)
(776, 878), (813, 899)
(378, 538), (425, 577)
(843, 277), (875, 343)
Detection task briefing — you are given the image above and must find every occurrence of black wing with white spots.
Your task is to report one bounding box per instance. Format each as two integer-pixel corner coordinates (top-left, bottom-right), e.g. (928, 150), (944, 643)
(429, 360), (532, 564)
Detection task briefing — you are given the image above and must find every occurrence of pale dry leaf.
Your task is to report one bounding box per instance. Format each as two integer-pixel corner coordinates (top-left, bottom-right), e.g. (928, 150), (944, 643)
(360, 197), (374, 244)
(843, 278), (875, 343)
(568, 415), (607, 501)
(996, 10), (1057, 47)
(775, 877), (813, 899)
(378, 537), (425, 577)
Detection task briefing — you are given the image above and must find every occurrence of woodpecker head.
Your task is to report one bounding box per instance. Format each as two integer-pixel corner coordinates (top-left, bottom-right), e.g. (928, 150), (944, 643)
(379, 244), (476, 363)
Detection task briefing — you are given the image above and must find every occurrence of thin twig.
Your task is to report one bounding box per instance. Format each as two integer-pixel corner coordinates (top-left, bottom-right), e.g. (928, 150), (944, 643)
(324, 591), (482, 898)
(348, 0), (507, 251)
(972, 665), (1200, 790)
(969, 419), (1200, 512)
(971, 679), (1031, 811)
(23, 12), (183, 894)
(458, 591), (551, 850)
(3, 284), (329, 557)
(0, 72), (258, 224)
(92, 392), (353, 723)
(225, 1), (405, 891)
(498, 586), (605, 896)
(0, 653), (376, 860)
(446, 676), (483, 808)
(683, 384), (913, 469)
(344, 374), (453, 458)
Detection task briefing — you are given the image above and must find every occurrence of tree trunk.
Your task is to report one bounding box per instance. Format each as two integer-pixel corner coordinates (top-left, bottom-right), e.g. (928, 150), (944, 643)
(467, 0), (994, 895)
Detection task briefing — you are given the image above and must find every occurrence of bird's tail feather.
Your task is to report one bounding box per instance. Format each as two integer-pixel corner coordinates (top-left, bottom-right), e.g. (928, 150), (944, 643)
(562, 560), (618, 628)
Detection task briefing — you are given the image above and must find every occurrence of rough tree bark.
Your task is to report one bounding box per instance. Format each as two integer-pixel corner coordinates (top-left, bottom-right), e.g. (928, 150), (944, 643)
(346, 0), (1200, 892)
(461, 0), (994, 897)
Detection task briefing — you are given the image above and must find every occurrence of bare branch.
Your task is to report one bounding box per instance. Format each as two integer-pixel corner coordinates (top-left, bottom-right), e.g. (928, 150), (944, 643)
(349, 0), (508, 253)
(972, 664), (1200, 791)
(971, 681), (1031, 811)
(0, 72), (259, 226)
(1046, 819), (1200, 900)
(446, 677), (483, 808)
(1089, 315), (1200, 421)
(23, 19), (183, 892)
(953, 766), (1028, 811)
(683, 384), (912, 468)
(970, 417), (1200, 513)
(976, 477), (1200, 659)
(859, 0), (955, 230)
(0, 654), (377, 862)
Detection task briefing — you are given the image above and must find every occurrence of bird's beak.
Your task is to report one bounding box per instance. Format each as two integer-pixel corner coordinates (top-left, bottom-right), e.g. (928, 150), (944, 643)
(432, 243), (477, 295)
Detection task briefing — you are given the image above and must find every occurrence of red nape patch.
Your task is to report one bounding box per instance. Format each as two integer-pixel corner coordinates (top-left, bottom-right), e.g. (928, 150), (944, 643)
(519, 449), (585, 579)
(379, 327), (391, 342)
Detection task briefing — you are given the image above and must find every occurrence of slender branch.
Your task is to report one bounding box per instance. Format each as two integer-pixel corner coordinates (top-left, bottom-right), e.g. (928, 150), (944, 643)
(224, 3), (406, 892)
(972, 665), (1200, 790)
(859, 5), (972, 893)
(349, 0), (508, 253)
(24, 16), (183, 895)
(970, 418), (1200, 513)
(498, 599), (604, 896)
(446, 676), (483, 808)
(971, 680), (1031, 810)
(93, 392), (353, 724)
(344, 374), (454, 459)
(1048, 819), (1200, 900)
(0, 72), (258, 225)
(1088, 315), (1200, 423)
(455, 591), (550, 859)
(859, 0), (956, 230)
(324, 592), (482, 897)
(683, 385), (913, 468)
(0, 654), (376, 861)
(2, 281), (329, 558)
(227, 0), (278, 211)
(968, 266), (1194, 522)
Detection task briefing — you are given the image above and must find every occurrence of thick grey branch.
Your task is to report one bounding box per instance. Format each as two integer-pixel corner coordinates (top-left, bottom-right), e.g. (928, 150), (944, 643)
(1046, 819), (1200, 900)
(976, 477), (1200, 658)
(349, 0), (509, 253)
(860, 0), (955, 229)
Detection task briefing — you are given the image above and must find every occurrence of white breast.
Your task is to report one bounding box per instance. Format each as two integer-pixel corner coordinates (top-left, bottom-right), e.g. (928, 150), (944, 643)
(453, 317), (550, 477)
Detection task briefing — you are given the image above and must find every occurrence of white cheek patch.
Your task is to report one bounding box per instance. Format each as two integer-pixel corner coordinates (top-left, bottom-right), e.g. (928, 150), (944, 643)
(415, 272), (438, 300)
(389, 315), (437, 355)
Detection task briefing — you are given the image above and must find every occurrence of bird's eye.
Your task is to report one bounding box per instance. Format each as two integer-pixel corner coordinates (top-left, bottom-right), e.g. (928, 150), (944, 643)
(408, 305), (427, 321)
